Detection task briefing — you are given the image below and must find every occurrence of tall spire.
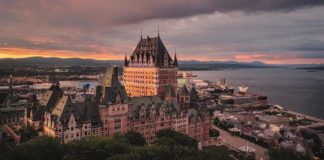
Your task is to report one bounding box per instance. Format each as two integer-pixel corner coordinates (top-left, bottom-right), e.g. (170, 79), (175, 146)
(157, 26), (160, 37)
(140, 28), (143, 40)
(190, 86), (198, 104)
(124, 54), (128, 67)
(174, 50), (178, 67)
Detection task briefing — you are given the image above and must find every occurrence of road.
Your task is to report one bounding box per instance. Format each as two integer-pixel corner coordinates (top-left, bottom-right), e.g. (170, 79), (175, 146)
(212, 125), (269, 160)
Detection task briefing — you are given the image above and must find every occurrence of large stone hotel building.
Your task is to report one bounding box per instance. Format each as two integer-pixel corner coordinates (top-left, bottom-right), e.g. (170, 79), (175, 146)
(25, 34), (215, 146)
(123, 34), (178, 97)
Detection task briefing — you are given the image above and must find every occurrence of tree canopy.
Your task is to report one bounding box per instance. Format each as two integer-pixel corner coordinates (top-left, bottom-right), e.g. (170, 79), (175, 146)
(17, 125), (39, 143)
(268, 148), (311, 160)
(7, 130), (235, 160)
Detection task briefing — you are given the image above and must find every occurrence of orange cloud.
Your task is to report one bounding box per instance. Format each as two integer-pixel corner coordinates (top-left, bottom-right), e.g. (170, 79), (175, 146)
(0, 47), (122, 60)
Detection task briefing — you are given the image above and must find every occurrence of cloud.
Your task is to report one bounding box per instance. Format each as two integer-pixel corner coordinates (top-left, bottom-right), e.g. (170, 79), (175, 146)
(1, 0), (324, 28)
(291, 40), (324, 52)
(0, 0), (324, 64)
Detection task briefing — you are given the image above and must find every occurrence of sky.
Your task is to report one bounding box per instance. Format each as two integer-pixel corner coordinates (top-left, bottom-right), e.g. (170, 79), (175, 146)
(0, 0), (324, 64)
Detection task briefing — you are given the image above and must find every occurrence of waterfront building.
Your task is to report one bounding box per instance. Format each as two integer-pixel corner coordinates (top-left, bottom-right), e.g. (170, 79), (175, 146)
(123, 34), (178, 97)
(258, 115), (290, 126)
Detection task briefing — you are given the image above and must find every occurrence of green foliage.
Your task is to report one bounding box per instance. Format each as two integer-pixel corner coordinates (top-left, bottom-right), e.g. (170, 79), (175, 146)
(197, 146), (235, 160)
(209, 129), (219, 137)
(155, 129), (197, 148)
(17, 125), (39, 143)
(108, 145), (182, 160)
(268, 148), (311, 160)
(63, 136), (111, 160)
(124, 131), (146, 146)
(10, 136), (63, 160)
(9, 131), (235, 160)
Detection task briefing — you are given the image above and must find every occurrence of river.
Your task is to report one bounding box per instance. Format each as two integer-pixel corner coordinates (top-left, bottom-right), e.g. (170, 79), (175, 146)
(190, 68), (324, 119)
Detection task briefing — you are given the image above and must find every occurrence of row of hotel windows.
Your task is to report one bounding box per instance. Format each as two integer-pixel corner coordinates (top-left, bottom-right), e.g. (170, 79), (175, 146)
(124, 75), (175, 80)
(125, 88), (156, 95)
(125, 80), (157, 85)
(125, 79), (175, 85)
(56, 125), (94, 133)
(106, 113), (129, 118)
(174, 125), (187, 129)
(124, 70), (177, 75)
(126, 84), (156, 89)
(173, 119), (187, 124)
(61, 128), (101, 140)
(124, 71), (158, 75)
(124, 75), (158, 79)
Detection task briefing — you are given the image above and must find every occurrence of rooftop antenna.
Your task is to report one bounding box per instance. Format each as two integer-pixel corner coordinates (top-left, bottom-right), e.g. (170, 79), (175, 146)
(140, 28), (143, 40)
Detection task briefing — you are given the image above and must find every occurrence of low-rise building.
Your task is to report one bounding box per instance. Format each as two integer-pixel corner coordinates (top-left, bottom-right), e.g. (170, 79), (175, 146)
(258, 115), (289, 126)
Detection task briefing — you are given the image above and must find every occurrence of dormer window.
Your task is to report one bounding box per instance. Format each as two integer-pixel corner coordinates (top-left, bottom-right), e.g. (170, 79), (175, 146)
(140, 106), (146, 119)
(150, 106), (156, 118)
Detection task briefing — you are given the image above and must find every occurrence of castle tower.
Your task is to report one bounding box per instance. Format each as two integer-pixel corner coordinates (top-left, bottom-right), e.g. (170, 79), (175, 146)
(123, 33), (178, 97)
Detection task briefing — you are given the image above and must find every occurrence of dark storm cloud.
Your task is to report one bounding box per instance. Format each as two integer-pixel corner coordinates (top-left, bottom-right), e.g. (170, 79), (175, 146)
(1, 0), (324, 28)
(291, 40), (324, 51)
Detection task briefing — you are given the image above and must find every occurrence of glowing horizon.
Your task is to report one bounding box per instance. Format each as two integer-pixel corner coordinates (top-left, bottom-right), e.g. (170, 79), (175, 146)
(1, 49), (324, 65)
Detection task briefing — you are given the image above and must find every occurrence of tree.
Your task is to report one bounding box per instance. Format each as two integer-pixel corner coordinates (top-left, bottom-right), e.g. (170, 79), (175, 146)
(63, 136), (111, 160)
(209, 129), (220, 137)
(268, 148), (311, 160)
(10, 136), (63, 160)
(124, 131), (146, 146)
(197, 146), (235, 160)
(109, 134), (131, 155)
(8, 130), (236, 160)
(17, 125), (39, 142)
(155, 129), (197, 148)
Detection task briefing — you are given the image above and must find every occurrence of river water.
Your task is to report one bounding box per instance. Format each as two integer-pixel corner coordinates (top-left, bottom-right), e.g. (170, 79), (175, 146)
(190, 68), (324, 119)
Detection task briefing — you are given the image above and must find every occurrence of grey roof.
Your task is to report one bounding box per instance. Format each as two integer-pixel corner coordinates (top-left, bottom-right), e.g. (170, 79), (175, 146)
(27, 83), (63, 121)
(39, 83), (63, 111)
(96, 66), (129, 105)
(130, 96), (179, 118)
(77, 102), (102, 127)
(128, 36), (177, 68)
(51, 95), (75, 122)
(38, 91), (53, 106)
(130, 96), (163, 107)
(50, 95), (101, 127)
(180, 85), (190, 95)
(190, 86), (199, 103)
